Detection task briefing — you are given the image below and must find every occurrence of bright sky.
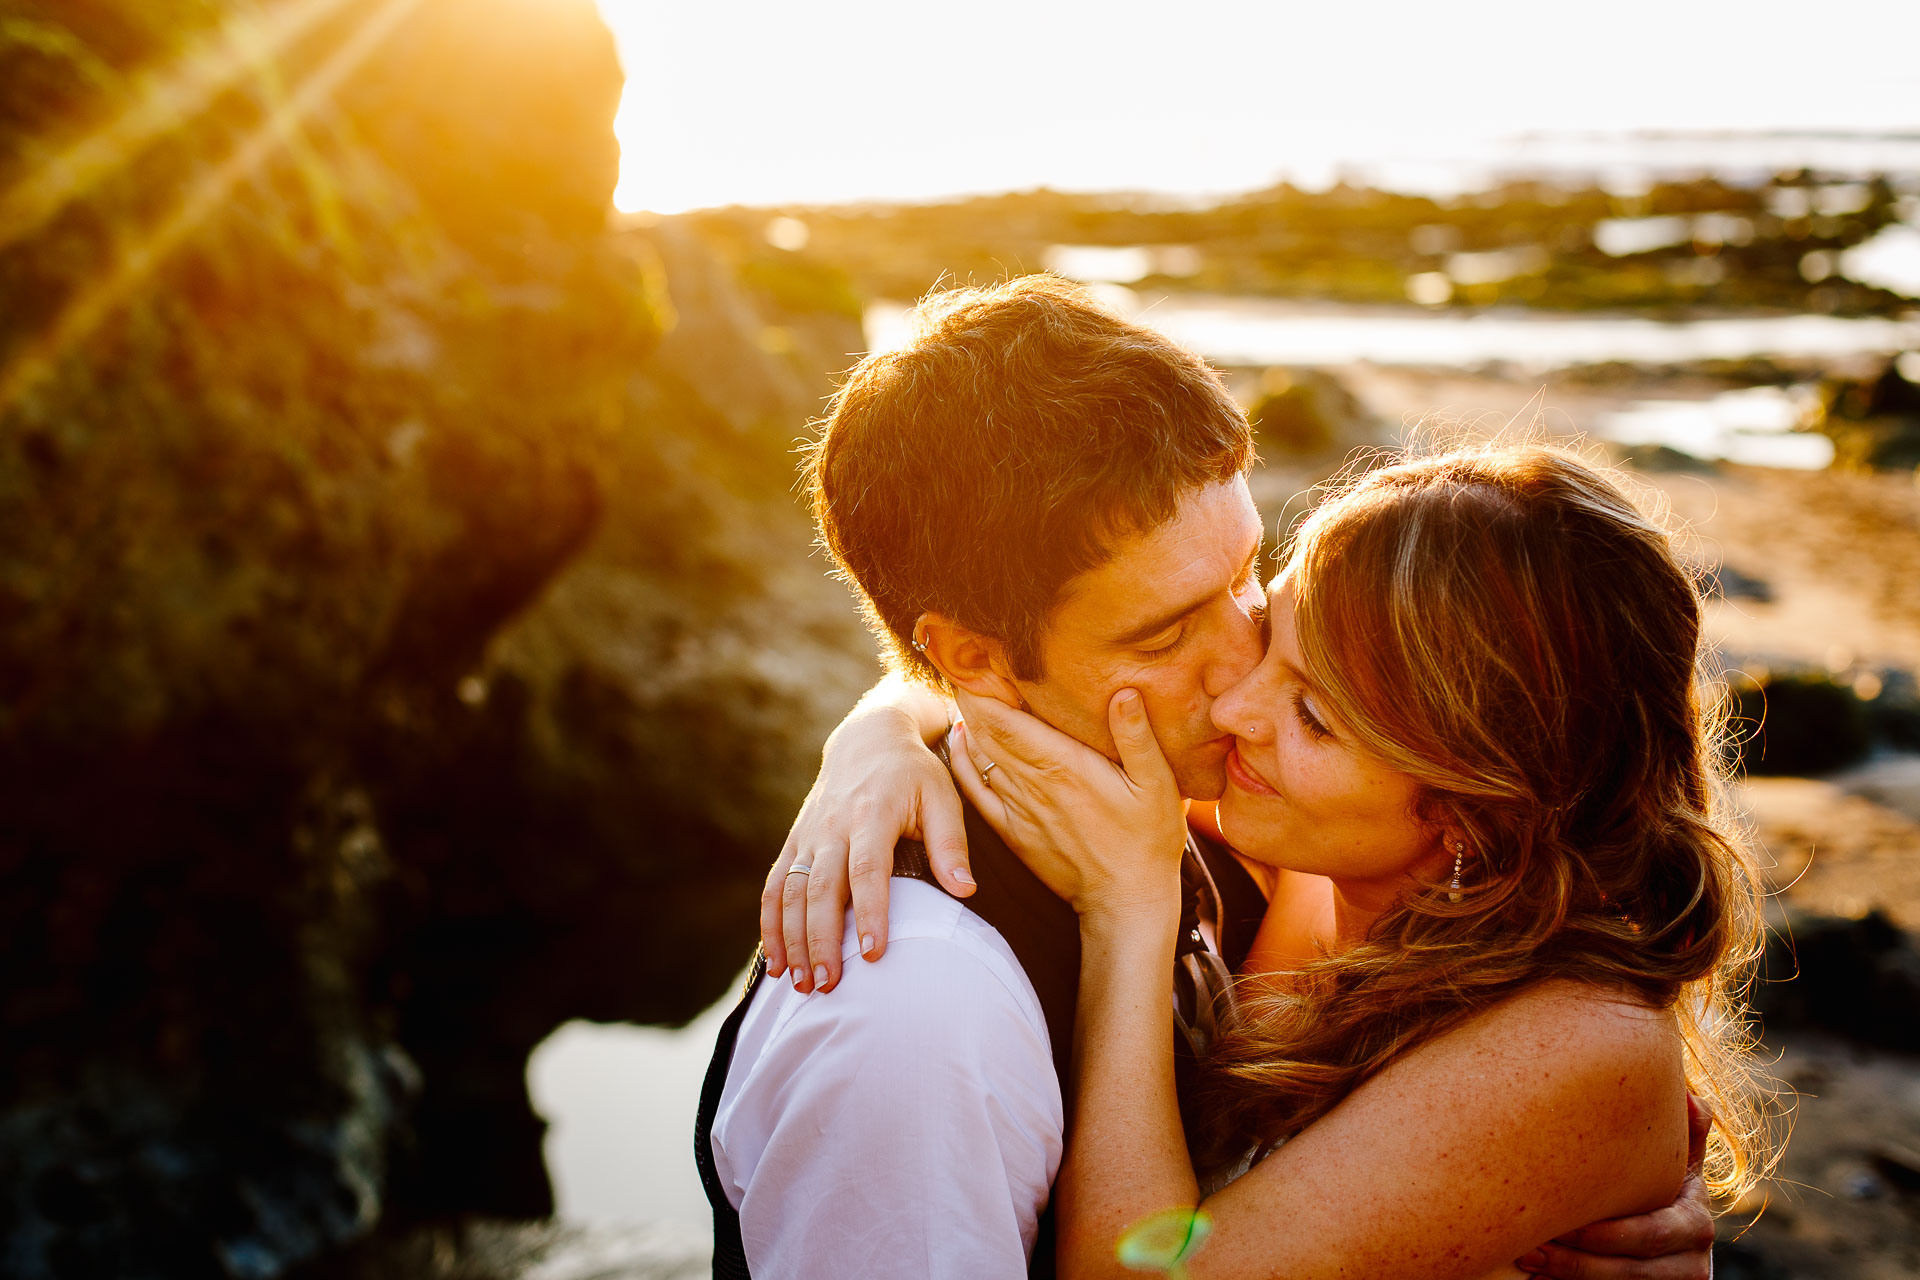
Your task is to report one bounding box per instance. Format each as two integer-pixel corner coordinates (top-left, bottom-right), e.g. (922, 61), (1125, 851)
(595, 0), (1920, 214)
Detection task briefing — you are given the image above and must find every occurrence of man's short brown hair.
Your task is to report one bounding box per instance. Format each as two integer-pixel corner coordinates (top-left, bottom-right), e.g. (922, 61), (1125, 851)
(805, 275), (1254, 682)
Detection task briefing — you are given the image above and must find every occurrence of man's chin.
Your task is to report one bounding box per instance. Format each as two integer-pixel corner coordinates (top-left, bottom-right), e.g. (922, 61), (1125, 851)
(1170, 754), (1229, 802)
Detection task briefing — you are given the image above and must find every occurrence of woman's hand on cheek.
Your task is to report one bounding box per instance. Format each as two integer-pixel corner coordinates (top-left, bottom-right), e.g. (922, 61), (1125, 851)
(950, 687), (1187, 920)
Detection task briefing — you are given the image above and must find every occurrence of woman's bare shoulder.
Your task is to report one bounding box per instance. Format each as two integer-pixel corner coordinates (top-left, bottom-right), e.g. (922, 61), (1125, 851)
(1479, 977), (1681, 1061)
(1437, 979), (1687, 1200)
(1428, 977), (1682, 1095)
(1221, 977), (1690, 1272)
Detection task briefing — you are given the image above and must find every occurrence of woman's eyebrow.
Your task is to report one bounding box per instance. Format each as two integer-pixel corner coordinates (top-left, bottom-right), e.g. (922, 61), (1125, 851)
(1279, 657), (1325, 695)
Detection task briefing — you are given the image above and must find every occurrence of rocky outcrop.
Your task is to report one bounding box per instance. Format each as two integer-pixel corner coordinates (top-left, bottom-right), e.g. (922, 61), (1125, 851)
(0, 2), (870, 1275)
(1242, 366), (1380, 463)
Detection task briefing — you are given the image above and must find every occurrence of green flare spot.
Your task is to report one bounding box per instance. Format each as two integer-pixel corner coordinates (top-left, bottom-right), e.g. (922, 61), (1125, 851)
(1117, 1206), (1213, 1278)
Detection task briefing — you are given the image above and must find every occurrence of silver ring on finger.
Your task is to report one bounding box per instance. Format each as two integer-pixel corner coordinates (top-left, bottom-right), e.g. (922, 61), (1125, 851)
(786, 864), (812, 876)
(978, 758), (997, 786)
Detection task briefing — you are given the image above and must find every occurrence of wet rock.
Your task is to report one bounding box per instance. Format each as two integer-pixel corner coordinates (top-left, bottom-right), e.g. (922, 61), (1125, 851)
(1863, 668), (1920, 754)
(1705, 563), (1774, 602)
(1869, 1145), (1920, 1194)
(1729, 671), (1873, 776)
(362, 224), (872, 1222)
(1752, 910), (1920, 1052)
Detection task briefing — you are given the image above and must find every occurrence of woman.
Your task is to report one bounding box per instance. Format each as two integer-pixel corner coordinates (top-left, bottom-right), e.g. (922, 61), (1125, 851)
(779, 444), (1768, 1278)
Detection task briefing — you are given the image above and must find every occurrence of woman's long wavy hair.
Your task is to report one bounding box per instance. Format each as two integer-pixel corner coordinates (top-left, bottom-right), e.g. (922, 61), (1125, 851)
(1197, 441), (1774, 1199)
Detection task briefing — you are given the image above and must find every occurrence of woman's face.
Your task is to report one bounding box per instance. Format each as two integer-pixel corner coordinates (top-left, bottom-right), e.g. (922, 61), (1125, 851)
(1211, 573), (1447, 891)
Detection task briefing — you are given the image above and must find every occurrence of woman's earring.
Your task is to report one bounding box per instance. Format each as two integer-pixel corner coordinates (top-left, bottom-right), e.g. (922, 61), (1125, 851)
(910, 634), (928, 654)
(1447, 839), (1464, 904)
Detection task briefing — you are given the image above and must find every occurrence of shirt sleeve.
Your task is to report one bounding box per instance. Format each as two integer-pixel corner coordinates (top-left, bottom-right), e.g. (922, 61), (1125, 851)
(720, 932), (1063, 1279)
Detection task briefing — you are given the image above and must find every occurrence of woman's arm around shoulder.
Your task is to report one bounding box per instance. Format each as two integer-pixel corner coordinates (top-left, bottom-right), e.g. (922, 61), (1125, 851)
(1180, 981), (1687, 1280)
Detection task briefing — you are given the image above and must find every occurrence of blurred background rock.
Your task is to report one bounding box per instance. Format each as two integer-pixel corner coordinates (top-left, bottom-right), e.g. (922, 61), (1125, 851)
(0, 1), (871, 1275)
(2, 0), (1919, 1276)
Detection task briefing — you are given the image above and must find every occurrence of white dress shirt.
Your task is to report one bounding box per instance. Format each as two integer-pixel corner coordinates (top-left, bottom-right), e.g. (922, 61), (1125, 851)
(708, 878), (1064, 1278)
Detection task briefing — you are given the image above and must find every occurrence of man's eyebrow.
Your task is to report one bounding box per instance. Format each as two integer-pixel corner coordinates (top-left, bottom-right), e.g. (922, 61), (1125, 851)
(1110, 537), (1263, 647)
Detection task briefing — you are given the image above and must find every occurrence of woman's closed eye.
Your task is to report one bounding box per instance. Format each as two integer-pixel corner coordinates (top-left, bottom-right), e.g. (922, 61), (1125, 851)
(1292, 690), (1332, 740)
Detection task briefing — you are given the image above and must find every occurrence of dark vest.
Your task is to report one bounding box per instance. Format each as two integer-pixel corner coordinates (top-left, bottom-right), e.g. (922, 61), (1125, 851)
(693, 807), (1262, 1279)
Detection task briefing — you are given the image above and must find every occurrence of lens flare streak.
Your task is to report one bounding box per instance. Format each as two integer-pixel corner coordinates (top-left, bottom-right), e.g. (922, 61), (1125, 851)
(0, 0), (423, 414)
(1117, 1206), (1214, 1279)
(0, 0), (356, 255)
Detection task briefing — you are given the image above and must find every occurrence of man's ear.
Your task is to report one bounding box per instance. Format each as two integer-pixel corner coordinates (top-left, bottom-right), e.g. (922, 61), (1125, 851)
(916, 613), (1025, 708)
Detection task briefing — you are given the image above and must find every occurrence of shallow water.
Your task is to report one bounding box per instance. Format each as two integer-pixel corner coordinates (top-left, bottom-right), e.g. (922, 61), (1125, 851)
(526, 984), (741, 1231)
(1598, 385), (1836, 469)
(867, 294), (1920, 373)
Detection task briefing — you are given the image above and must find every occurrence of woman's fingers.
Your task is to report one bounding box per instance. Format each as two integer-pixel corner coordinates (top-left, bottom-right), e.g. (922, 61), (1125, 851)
(950, 722), (1009, 829)
(919, 781), (976, 899)
(1107, 688), (1175, 792)
(952, 721), (1084, 903)
(842, 827), (895, 965)
(761, 841), (798, 977)
(953, 687), (1082, 775)
(801, 840), (853, 992)
(780, 862), (814, 992)
(1683, 1093), (1713, 1174)
(1519, 1237), (1711, 1279)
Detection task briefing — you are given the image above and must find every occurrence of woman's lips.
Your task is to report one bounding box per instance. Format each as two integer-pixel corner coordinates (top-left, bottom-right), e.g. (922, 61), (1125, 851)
(1225, 742), (1278, 796)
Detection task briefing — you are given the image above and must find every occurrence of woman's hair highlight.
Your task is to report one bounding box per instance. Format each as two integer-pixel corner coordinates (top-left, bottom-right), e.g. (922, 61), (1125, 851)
(1197, 440), (1776, 1201)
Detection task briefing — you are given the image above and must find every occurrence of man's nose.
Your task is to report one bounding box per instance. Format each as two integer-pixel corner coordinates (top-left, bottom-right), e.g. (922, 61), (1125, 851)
(1204, 603), (1266, 698)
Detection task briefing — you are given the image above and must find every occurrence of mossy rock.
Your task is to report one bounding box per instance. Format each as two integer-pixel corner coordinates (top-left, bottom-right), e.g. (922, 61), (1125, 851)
(1246, 367), (1375, 461)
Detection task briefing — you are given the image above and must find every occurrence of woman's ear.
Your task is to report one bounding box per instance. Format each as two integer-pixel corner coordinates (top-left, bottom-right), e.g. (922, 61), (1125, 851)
(916, 613), (1025, 708)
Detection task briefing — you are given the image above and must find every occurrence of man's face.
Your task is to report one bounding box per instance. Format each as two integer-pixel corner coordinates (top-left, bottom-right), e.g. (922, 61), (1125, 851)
(1012, 477), (1267, 800)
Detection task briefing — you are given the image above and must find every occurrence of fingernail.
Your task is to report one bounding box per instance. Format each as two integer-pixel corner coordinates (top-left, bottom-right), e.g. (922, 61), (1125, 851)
(1515, 1250), (1546, 1271)
(813, 964), (829, 989)
(1117, 689), (1141, 713)
(861, 933), (877, 957)
(951, 868), (975, 886)
(791, 969), (805, 990)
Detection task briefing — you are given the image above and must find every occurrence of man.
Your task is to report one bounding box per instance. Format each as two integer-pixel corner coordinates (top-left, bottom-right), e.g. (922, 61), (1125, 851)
(696, 276), (1715, 1278)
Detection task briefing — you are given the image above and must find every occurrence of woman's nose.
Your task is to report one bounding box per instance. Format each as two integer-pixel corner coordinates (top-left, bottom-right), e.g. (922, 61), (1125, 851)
(1210, 665), (1269, 743)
